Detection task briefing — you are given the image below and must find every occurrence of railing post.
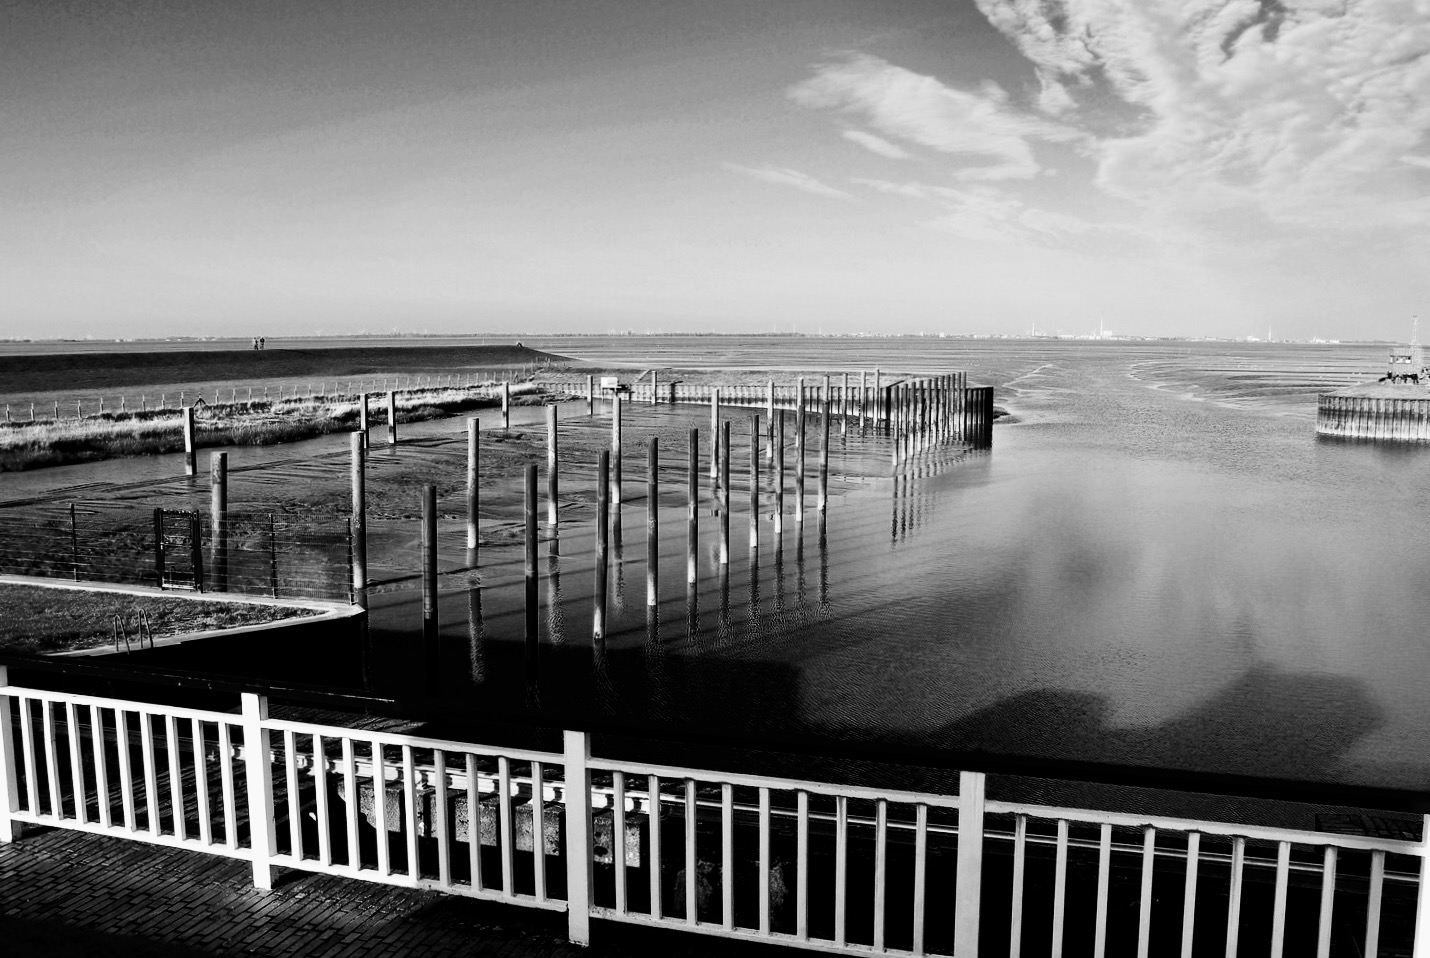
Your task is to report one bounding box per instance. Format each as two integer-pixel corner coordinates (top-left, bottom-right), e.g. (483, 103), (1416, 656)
(1416, 815), (1430, 958)
(241, 692), (276, 889)
(955, 770), (985, 956)
(0, 666), (17, 843)
(564, 729), (593, 945)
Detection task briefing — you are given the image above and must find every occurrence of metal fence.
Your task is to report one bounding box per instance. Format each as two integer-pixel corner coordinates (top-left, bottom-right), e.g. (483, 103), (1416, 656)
(0, 502), (352, 602)
(3, 677), (1428, 957)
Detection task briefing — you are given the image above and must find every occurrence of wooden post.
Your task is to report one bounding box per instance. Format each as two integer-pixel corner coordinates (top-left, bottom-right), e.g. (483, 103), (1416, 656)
(502, 381), (510, 430)
(647, 437), (659, 608)
(466, 418), (479, 551)
(611, 392), (623, 520)
(210, 453), (230, 591)
(819, 390), (830, 517)
(524, 464), (539, 674)
(720, 420), (730, 565)
(954, 771), (986, 955)
(240, 692), (277, 889)
(386, 390), (397, 445)
(153, 507), (166, 588)
(841, 372), (849, 435)
(651, 371), (658, 406)
(767, 380), (775, 460)
(183, 406), (197, 476)
(874, 368), (882, 424)
(749, 415), (759, 550)
(422, 484), (438, 667)
(595, 451), (609, 639)
(564, 730), (593, 945)
(710, 388), (721, 480)
(774, 412), (785, 536)
(0, 665), (18, 844)
(359, 393), (370, 449)
(795, 379), (805, 524)
(687, 428), (698, 587)
(587, 374), (595, 416)
(351, 433), (367, 600)
(547, 405), (559, 530)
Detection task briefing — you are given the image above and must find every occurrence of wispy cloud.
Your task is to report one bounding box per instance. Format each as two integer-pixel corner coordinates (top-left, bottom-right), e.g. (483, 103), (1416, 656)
(721, 162), (852, 199)
(789, 54), (1083, 181)
(842, 129), (910, 159)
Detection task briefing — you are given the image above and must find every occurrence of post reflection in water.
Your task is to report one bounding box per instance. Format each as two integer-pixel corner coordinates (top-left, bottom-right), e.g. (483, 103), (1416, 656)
(747, 541), (761, 633)
(465, 566), (484, 686)
(644, 602), (669, 719)
(686, 573), (700, 649)
(546, 547), (564, 644)
(795, 523), (807, 615)
(717, 561), (731, 642)
(612, 535), (626, 614)
(773, 530), (786, 616)
(818, 523), (829, 614)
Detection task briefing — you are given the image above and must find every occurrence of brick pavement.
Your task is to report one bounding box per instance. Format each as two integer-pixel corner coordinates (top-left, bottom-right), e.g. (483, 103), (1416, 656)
(0, 825), (790, 958)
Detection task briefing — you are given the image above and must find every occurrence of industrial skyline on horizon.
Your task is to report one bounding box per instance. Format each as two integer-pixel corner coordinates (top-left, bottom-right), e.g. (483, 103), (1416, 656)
(6, 1), (1429, 343)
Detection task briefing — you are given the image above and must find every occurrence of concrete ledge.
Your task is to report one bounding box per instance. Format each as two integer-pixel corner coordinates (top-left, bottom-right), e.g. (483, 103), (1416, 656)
(0, 573), (359, 658)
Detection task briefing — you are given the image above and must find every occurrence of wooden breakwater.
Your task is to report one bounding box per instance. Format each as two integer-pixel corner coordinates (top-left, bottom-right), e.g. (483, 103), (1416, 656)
(1317, 392), (1430, 441)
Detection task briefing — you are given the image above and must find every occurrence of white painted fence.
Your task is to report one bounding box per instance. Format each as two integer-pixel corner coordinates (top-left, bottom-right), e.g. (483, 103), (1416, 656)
(4, 670), (1430, 956)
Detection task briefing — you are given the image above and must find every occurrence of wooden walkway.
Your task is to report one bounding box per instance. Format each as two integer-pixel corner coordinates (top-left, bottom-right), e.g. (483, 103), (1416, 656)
(0, 825), (788, 958)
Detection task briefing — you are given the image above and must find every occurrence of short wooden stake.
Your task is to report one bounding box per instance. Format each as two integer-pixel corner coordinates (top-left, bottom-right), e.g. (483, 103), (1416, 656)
(466, 418), (479, 551)
(183, 406), (197, 476)
(647, 437), (659, 607)
(210, 452), (228, 592)
(351, 433), (367, 599)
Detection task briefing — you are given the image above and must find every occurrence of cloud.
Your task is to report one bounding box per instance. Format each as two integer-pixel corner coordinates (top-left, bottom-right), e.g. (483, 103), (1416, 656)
(789, 54), (1083, 181)
(842, 129), (910, 159)
(974, 0), (1430, 232)
(721, 162), (852, 199)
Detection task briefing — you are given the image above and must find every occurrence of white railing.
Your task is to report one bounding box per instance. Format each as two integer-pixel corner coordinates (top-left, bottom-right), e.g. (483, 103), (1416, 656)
(4, 669), (1430, 956)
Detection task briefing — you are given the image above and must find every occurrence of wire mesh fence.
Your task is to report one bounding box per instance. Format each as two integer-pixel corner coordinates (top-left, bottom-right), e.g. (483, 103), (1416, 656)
(0, 501), (353, 603)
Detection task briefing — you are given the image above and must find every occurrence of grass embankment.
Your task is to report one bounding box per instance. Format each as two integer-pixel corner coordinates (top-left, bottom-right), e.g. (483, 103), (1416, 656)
(0, 583), (315, 655)
(0, 383), (550, 472)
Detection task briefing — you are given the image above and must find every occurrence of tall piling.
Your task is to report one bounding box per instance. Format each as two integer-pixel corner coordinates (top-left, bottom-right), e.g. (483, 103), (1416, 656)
(502, 382), (511, 430)
(421, 483), (438, 671)
(749, 415), (760, 550)
(767, 380), (776, 460)
(819, 389), (830, 517)
(795, 379), (806, 524)
(720, 421), (730, 565)
(183, 406), (197, 476)
(595, 451), (609, 639)
(210, 452), (228, 592)
(387, 391), (398, 445)
(647, 437), (659, 609)
(351, 433), (367, 601)
(687, 428), (698, 587)
(466, 418), (479, 552)
(359, 393), (370, 449)
(587, 374), (595, 416)
(874, 368), (882, 425)
(546, 405), (559, 534)
(710, 388), (721, 481)
(611, 394), (623, 546)
(774, 412), (785, 536)
(524, 464), (538, 677)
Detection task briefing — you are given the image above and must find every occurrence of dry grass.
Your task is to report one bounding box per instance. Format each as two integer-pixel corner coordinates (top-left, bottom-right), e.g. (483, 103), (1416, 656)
(0, 383), (551, 472)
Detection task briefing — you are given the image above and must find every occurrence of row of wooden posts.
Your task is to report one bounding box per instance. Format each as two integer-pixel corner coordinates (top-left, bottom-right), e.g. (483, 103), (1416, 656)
(1316, 394), (1430, 442)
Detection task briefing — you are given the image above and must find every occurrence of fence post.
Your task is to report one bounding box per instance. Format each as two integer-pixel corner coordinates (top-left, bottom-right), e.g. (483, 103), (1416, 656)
(241, 692), (276, 889)
(183, 406), (197, 476)
(0, 665), (17, 843)
(466, 418), (479, 552)
(954, 770), (986, 956)
(210, 452), (228, 593)
(351, 434), (366, 601)
(564, 729), (593, 945)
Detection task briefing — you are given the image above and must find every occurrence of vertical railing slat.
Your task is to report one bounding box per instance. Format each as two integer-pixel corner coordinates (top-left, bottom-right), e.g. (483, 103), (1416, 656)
(873, 799), (888, 952)
(165, 714), (184, 840)
(373, 742), (390, 877)
(66, 702), (85, 825)
(19, 698), (40, 818)
(1010, 813), (1027, 958)
(1270, 841), (1291, 958)
(499, 756), (514, 897)
(797, 790), (809, 941)
(835, 795), (848, 947)
(914, 804), (930, 957)
(721, 783), (734, 930)
(90, 705), (110, 829)
(310, 734), (329, 867)
(1137, 827), (1156, 958)
(1094, 823), (1112, 958)
(433, 750), (449, 886)
(140, 712), (159, 833)
(1181, 832), (1200, 958)
(465, 753), (481, 890)
(1227, 836), (1246, 958)
(42, 700), (62, 819)
(1314, 845), (1335, 958)
(532, 760), (546, 902)
(649, 775), (663, 920)
(614, 771), (628, 915)
(192, 718), (211, 845)
(759, 787), (771, 936)
(282, 729), (300, 858)
(217, 721), (235, 847)
(1367, 849), (1385, 958)
(1052, 818), (1069, 958)
(403, 745), (419, 882)
(342, 739), (359, 872)
(684, 778), (697, 925)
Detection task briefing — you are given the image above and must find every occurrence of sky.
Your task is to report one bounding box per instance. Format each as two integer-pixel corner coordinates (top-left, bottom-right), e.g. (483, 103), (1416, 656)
(4, 0), (1430, 341)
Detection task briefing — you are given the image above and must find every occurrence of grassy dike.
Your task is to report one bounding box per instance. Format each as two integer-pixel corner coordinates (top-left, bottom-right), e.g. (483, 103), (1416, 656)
(0, 383), (549, 472)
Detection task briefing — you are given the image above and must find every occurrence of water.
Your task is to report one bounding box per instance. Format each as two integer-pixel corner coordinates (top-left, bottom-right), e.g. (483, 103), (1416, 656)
(10, 336), (1430, 791)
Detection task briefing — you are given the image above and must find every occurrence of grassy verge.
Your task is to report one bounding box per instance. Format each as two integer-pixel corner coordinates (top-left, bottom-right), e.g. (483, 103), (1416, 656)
(0, 383), (551, 472)
(0, 583), (317, 655)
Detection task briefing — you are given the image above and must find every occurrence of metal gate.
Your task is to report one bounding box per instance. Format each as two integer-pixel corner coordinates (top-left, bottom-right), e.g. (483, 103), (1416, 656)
(153, 507), (204, 592)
